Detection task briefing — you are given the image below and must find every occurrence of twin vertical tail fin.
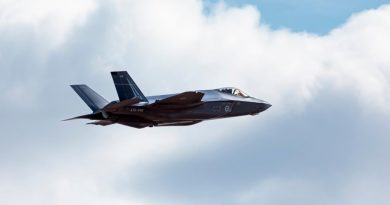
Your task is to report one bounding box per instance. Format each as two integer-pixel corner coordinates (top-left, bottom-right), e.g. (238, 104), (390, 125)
(70, 71), (147, 113)
(70, 85), (109, 112)
(111, 71), (148, 102)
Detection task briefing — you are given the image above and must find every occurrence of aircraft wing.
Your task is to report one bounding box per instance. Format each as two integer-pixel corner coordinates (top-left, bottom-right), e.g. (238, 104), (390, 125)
(152, 91), (204, 106)
(103, 97), (140, 112)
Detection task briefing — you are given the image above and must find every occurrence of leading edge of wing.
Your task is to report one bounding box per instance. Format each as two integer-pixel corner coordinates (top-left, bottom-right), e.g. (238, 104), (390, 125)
(151, 91), (204, 106)
(102, 97), (140, 112)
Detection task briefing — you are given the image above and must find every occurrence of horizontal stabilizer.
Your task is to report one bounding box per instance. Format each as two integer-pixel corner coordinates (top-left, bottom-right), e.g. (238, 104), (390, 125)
(63, 112), (105, 121)
(153, 91), (204, 105)
(103, 97), (140, 112)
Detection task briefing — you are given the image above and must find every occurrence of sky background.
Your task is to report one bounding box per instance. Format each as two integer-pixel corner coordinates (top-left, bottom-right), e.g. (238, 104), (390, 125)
(207, 0), (390, 34)
(1, 0), (390, 205)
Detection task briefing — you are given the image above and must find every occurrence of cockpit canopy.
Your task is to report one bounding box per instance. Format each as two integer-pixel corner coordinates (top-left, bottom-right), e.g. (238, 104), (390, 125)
(217, 87), (250, 98)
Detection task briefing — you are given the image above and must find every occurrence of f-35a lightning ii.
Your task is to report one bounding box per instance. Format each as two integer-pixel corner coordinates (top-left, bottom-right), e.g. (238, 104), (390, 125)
(66, 71), (271, 128)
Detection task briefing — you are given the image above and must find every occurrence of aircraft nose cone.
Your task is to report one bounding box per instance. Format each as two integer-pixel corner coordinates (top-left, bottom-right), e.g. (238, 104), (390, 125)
(263, 103), (272, 110)
(251, 102), (271, 115)
(248, 98), (272, 115)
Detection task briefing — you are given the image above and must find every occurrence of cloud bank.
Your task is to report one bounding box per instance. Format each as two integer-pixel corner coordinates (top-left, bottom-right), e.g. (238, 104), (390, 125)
(0, 0), (389, 205)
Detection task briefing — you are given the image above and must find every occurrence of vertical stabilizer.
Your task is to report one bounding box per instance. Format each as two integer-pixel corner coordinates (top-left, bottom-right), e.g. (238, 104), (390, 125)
(71, 84), (109, 112)
(111, 71), (148, 102)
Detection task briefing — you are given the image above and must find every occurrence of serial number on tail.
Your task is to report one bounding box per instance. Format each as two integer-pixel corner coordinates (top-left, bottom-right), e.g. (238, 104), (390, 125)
(128, 108), (144, 112)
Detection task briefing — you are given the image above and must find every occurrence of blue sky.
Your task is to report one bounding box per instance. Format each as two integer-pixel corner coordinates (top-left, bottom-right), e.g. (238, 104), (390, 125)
(1, 0), (390, 205)
(207, 0), (390, 33)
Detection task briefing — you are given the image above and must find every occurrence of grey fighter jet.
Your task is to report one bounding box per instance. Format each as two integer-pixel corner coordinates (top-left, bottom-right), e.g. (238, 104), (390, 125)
(66, 71), (271, 128)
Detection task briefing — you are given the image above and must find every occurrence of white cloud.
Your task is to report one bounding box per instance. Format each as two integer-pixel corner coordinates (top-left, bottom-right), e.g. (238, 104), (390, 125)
(97, 1), (390, 113)
(0, 0), (390, 205)
(0, 0), (97, 45)
(235, 176), (390, 205)
(235, 178), (328, 205)
(0, 0), (97, 107)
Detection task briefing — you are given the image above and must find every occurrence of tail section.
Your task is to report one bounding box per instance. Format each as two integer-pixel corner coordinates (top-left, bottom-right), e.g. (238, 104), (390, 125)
(111, 71), (148, 102)
(71, 84), (109, 112)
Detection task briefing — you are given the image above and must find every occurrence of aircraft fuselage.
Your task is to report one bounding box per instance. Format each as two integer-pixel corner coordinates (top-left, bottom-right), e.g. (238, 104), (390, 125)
(67, 72), (271, 128)
(98, 90), (270, 128)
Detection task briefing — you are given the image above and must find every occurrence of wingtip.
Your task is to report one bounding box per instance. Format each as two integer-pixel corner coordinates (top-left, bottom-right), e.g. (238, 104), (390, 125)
(62, 117), (75, 121)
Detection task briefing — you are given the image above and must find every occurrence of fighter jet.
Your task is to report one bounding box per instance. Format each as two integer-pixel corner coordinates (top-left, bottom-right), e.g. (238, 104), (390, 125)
(66, 71), (271, 128)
